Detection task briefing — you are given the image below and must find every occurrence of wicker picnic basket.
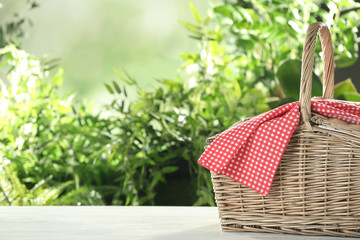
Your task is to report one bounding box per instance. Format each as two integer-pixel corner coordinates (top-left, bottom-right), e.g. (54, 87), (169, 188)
(207, 22), (360, 237)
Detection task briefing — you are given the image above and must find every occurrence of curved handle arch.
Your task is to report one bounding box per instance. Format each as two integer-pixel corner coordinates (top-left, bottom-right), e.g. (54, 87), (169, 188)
(299, 22), (335, 129)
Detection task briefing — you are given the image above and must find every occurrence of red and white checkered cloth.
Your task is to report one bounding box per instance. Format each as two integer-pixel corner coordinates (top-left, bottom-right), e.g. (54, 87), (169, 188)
(198, 98), (360, 196)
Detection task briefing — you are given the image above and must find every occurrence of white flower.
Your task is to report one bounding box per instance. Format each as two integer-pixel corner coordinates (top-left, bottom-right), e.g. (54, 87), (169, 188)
(15, 93), (26, 103)
(188, 77), (197, 88)
(206, 62), (217, 75)
(0, 97), (8, 116)
(186, 64), (199, 74)
(24, 123), (33, 134)
(27, 76), (37, 89)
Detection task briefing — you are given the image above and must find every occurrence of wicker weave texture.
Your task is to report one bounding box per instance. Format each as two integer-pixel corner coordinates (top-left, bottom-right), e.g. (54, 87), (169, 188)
(211, 116), (360, 237)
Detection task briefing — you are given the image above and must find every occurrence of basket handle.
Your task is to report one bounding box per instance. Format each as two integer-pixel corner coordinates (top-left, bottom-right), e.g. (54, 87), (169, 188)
(299, 22), (335, 130)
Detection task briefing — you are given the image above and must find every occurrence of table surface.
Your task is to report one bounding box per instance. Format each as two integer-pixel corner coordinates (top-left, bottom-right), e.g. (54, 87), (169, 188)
(0, 206), (357, 240)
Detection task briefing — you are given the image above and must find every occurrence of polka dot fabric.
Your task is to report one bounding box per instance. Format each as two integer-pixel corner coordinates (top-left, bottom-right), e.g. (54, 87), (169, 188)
(312, 97), (360, 125)
(198, 98), (360, 196)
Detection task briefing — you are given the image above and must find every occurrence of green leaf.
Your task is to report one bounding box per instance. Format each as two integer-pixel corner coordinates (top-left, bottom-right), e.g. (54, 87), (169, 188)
(155, 87), (163, 99)
(112, 81), (121, 94)
(51, 68), (64, 87)
(343, 92), (360, 102)
(150, 172), (164, 190)
(123, 86), (127, 97)
(334, 78), (358, 99)
(232, 77), (242, 98)
(213, 5), (233, 19)
(130, 101), (147, 112)
(104, 83), (114, 94)
(190, 2), (202, 24)
(162, 166), (179, 174)
(277, 59), (322, 100)
(236, 39), (254, 49)
(114, 69), (135, 85)
(203, 15), (211, 26)
(30, 1), (39, 9)
(179, 21), (202, 35)
(237, 7), (253, 24)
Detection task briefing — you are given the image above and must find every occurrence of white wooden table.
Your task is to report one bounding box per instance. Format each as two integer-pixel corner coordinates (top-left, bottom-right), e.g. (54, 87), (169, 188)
(0, 207), (356, 240)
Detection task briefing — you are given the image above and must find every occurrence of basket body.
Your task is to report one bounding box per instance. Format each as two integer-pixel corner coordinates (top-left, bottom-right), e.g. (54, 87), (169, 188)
(211, 121), (360, 237)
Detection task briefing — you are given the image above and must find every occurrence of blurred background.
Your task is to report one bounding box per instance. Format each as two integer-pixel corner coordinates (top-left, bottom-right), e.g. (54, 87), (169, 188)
(1, 0), (360, 206)
(0, 0), (209, 107)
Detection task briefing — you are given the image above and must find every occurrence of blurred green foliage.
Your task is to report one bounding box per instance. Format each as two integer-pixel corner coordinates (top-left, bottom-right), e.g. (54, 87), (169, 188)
(0, 46), (184, 205)
(0, 0), (38, 48)
(181, 0), (360, 106)
(0, 46), (105, 205)
(1, 0), (360, 206)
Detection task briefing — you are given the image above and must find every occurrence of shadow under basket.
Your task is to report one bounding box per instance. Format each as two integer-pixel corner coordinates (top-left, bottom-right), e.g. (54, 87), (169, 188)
(210, 119), (360, 237)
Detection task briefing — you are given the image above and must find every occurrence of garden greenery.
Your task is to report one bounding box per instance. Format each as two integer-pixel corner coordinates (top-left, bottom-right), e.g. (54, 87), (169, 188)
(1, 0), (360, 206)
(0, 0), (38, 48)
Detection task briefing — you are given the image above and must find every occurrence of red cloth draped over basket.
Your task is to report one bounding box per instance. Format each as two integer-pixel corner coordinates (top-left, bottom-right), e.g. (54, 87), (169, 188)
(198, 97), (360, 196)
